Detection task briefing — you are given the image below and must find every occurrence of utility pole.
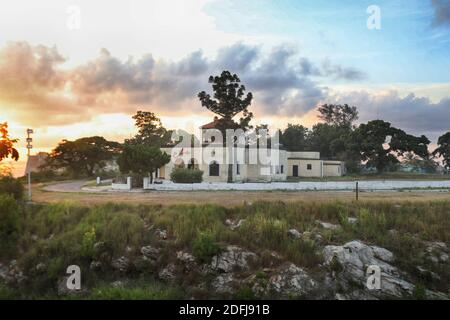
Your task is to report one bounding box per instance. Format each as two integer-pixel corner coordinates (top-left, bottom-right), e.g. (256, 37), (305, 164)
(26, 129), (33, 201)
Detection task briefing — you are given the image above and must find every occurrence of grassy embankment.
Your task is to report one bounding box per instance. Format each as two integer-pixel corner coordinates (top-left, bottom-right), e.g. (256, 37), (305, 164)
(0, 195), (449, 299)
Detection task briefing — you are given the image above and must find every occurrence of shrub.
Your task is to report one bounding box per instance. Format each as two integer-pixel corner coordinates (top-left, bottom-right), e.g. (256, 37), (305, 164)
(170, 168), (203, 183)
(0, 175), (24, 200)
(192, 231), (221, 263)
(0, 194), (21, 255)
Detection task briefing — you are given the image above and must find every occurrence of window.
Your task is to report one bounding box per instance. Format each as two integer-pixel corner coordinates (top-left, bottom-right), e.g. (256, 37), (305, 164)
(209, 161), (219, 176)
(236, 163), (240, 175)
(281, 165), (284, 174)
(307, 164), (312, 170)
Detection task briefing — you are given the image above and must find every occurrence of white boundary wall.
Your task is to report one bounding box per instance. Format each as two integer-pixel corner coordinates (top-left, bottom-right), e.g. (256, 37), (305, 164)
(147, 180), (450, 191)
(111, 177), (132, 190)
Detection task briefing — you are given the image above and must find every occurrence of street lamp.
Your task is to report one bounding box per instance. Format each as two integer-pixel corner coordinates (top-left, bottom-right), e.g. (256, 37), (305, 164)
(26, 129), (33, 201)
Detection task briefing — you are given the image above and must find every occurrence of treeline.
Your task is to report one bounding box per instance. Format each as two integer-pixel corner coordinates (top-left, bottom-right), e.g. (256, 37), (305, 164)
(279, 104), (449, 173)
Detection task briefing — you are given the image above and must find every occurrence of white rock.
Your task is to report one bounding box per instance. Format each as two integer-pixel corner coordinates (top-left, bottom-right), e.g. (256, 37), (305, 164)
(141, 245), (160, 260)
(211, 273), (236, 294)
(210, 246), (257, 273)
(288, 229), (302, 239)
(316, 220), (341, 230)
(323, 240), (414, 297)
(159, 263), (176, 281)
(269, 263), (317, 296)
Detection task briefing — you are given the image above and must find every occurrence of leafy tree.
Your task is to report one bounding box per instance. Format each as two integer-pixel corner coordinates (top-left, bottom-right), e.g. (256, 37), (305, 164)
(47, 136), (122, 177)
(128, 111), (173, 147)
(0, 123), (19, 162)
(402, 152), (438, 173)
(309, 123), (350, 160)
(198, 70), (254, 130)
(433, 132), (450, 171)
(349, 120), (430, 172)
(280, 124), (310, 151)
(317, 104), (358, 127)
(117, 144), (170, 183)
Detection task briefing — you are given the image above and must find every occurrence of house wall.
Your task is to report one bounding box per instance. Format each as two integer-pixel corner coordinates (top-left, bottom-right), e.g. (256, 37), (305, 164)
(323, 161), (344, 177)
(159, 147), (344, 182)
(287, 159), (323, 177)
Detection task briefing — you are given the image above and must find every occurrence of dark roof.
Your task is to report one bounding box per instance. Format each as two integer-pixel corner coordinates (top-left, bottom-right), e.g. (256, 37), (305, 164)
(200, 116), (240, 130)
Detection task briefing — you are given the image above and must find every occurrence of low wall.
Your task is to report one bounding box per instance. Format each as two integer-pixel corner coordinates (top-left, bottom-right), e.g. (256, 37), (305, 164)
(150, 180), (450, 191)
(111, 177), (132, 191)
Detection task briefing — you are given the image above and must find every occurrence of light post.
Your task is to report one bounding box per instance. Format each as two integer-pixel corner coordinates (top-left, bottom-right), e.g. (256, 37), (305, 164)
(26, 128), (33, 201)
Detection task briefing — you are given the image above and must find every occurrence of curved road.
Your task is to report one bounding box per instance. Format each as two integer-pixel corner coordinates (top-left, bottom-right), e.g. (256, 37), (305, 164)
(42, 180), (89, 193)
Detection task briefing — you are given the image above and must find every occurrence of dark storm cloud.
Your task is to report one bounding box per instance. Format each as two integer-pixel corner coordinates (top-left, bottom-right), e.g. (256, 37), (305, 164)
(0, 41), (369, 126)
(332, 90), (450, 141)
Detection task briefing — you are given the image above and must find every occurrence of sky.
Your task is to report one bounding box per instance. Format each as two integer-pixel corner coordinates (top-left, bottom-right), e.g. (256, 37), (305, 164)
(1, 0), (450, 176)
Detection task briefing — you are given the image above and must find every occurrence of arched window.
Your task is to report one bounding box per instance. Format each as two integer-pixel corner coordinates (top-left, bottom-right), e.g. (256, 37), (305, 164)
(209, 161), (219, 176)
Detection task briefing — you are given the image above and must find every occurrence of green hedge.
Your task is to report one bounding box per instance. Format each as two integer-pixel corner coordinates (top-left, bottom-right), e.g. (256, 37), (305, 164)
(170, 168), (203, 183)
(0, 175), (24, 200)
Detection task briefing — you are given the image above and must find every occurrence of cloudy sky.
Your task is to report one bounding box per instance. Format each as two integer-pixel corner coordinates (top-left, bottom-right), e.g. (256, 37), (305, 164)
(1, 0), (450, 175)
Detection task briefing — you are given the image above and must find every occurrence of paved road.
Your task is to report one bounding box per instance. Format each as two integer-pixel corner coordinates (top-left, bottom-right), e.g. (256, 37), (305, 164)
(42, 180), (89, 193)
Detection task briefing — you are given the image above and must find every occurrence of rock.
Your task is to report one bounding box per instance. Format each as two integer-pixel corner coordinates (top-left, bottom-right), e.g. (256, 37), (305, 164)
(388, 229), (398, 236)
(57, 277), (83, 296)
(31, 234), (39, 241)
(210, 246), (257, 273)
(111, 280), (125, 288)
(90, 261), (102, 271)
(323, 240), (415, 298)
(141, 245), (160, 261)
(225, 219), (246, 230)
(316, 220), (341, 230)
(288, 229), (302, 239)
(211, 273), (236, 294)
(111, 256), (130, 273)
(416, 266), (441, 281)
(35, 263), (46, 272)
(155, 229), (167, 240)
(159, 263), (176, 281)
(125, 246), (133, 253)
(424, 290), (448, 300)
(269, 263), (317, 296)
(177, 251), (196, 272)
(424, 241), (448, 264)
(347, 217), (358, 224)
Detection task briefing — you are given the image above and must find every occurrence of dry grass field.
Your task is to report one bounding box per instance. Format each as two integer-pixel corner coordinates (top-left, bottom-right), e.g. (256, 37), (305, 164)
(32, 186), (450, 207)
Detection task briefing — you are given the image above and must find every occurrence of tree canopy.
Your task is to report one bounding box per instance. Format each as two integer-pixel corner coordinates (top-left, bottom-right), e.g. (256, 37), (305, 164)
(349, 120), (430, 172)
(128, 111), (173, 147)
(198, 70), (253, 130)
(433, 132), (450, 170)
(46, 136), (122, 177)
(117, 144), (170, 182)
(317, 104), (359, 127)
(0, 123), (19, 162)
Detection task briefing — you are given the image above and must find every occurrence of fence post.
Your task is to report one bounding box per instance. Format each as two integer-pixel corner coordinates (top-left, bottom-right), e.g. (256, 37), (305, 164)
(356, 181), (359, 201)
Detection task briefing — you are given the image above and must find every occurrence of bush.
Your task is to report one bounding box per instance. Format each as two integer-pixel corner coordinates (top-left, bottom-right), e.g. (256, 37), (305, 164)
(192, 231), (221, 263)
(0, 175), (24, 200)
(170, 168), (203, 183)
(0, 194), (21, 255)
